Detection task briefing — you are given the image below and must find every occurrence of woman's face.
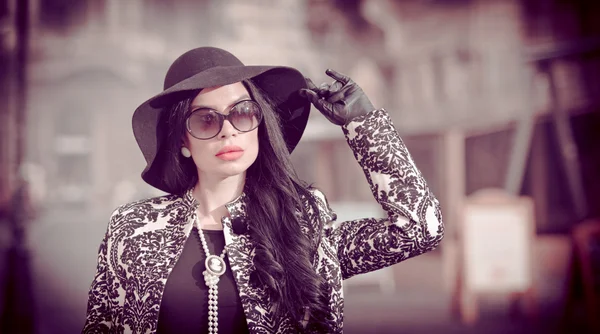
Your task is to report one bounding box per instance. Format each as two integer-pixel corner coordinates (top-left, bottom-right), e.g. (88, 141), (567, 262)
(183, 82), (260, 180)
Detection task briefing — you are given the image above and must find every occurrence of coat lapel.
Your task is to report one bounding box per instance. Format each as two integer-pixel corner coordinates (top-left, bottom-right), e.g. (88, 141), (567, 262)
(118, 192), (196, 333)
(222, 194), (296, 333)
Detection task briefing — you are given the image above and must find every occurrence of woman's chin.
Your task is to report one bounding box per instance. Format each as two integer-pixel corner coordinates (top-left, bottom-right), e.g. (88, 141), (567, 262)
(216, 164), (250, 178)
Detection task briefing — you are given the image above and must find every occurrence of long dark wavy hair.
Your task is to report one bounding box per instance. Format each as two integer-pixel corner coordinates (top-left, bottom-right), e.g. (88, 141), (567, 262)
(156, 80), (333, 332)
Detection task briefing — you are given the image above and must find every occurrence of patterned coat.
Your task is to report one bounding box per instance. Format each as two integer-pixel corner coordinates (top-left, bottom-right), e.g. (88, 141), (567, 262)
(83, 109), (444, 333)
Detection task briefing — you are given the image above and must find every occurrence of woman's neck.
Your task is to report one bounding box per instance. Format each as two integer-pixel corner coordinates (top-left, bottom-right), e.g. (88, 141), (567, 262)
(192, 172), (245, 230)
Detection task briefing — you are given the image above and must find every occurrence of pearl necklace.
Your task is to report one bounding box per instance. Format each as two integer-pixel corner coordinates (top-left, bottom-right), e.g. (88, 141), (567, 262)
(195, 219), (227, 334)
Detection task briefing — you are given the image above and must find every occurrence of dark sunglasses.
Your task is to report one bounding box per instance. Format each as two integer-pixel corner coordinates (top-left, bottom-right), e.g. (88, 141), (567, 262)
(185, 100), (263, 140)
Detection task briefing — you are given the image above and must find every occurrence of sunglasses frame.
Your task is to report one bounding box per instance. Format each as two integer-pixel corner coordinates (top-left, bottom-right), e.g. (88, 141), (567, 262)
(185, 99), (263, 140)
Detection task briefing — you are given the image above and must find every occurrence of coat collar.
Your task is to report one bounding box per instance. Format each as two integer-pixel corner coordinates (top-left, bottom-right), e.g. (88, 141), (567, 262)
(182, 187), (248, 216)
(181, 187), (250, 235)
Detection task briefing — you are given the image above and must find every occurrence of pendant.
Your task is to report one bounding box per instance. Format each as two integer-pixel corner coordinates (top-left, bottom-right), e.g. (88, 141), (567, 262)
(205, 255), (226, 276)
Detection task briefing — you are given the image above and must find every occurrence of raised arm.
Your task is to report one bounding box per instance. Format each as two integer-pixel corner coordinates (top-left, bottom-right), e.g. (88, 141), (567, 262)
(301, 70), (444, 279)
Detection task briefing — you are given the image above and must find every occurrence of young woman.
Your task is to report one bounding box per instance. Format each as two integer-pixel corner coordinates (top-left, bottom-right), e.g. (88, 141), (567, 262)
(82, 47), (444, 334)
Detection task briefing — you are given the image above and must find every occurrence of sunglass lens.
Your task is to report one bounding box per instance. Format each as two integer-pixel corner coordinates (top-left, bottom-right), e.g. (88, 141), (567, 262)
(188, 110), (221, 139)
(230, 101), (262, 132)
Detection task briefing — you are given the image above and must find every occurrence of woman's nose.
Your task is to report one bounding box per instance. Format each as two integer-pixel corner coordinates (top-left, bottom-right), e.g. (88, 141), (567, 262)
(218, 120), (238, 138)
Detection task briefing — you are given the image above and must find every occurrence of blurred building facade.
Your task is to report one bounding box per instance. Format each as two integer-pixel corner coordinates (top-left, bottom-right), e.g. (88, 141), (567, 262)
(25, 0), (339, 219)
(304, 0), (600, 233)
(1, 0), (600, 333)
(8, 0), (600, 229)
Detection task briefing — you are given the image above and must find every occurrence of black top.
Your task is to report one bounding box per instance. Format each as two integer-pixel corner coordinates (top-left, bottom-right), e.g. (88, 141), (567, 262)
(157, 227), (249, 334)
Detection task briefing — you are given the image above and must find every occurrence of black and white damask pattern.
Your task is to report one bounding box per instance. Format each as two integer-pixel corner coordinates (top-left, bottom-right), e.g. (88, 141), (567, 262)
(83, 109), (444, 334)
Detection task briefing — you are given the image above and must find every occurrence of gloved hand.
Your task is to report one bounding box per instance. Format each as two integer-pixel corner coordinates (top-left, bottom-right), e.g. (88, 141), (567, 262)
(299, 69), (375, 126)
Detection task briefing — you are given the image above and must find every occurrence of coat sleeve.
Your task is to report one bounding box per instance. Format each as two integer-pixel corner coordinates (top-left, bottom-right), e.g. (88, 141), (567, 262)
(82, 210), (119, 333)
(318, 108), (444, 280)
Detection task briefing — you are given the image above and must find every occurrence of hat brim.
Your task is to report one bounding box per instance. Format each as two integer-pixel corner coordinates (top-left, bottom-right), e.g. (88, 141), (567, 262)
(132, 65), (311, 194)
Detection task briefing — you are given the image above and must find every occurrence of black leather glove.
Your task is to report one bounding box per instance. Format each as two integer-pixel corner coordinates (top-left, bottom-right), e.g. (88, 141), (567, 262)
(299, 69), (375, 126)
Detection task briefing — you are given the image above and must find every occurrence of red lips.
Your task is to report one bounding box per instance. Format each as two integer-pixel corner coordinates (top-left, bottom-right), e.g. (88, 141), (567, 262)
(216, 145), (244, 156)
(216, 145), (244, 161)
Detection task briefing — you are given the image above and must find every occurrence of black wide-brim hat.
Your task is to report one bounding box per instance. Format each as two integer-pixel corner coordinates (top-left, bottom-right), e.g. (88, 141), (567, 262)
(132, 47), (311, 193)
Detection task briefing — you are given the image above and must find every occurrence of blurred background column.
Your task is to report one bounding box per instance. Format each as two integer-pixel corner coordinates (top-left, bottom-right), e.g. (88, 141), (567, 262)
(0, 0), (34, 333)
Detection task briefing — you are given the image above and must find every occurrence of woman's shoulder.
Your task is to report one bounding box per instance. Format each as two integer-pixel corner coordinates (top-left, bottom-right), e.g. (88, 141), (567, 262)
(306, 187), (327, 202)
(304, 186), (336, 223)
(114, 193), (179, 212)
(107, 193), (186, 226)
